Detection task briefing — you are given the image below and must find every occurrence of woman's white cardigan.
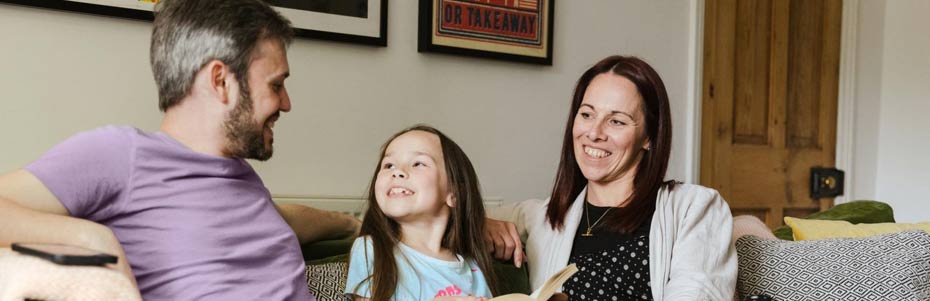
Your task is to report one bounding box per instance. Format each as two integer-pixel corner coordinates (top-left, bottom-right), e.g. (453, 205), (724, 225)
(491, 184), (737, 301)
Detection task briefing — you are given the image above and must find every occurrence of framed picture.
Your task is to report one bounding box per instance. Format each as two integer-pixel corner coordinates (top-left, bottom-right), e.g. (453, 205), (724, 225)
(0, 0), (387, 46)
(418, 0), (553, 65)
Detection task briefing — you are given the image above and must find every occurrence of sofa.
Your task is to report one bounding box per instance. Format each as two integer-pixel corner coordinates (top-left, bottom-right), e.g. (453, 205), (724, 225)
(731, 201), (930, 300)
(304, 201), (930, 301)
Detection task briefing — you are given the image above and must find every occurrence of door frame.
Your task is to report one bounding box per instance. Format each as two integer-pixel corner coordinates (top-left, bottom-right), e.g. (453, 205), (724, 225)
(688, 0), (859, 204)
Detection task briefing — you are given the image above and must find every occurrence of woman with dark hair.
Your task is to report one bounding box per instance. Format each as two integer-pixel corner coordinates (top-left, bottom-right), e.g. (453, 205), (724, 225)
(486, 56), (736, 300)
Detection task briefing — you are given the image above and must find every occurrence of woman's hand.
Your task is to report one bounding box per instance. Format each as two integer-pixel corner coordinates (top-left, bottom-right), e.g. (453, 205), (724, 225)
(485, 218), (524, 267)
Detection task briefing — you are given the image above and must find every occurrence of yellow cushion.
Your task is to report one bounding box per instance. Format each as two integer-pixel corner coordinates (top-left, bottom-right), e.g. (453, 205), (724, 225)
(784, 216), (930, 241)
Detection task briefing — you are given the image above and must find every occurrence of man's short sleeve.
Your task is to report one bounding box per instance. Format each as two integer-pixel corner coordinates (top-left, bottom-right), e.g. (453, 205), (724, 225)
(344, 236), (375, 299)
(24, 126), (133, 221)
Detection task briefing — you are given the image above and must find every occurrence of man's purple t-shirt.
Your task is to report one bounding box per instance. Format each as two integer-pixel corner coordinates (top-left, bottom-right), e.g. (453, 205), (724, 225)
(26, 126), (313, 301)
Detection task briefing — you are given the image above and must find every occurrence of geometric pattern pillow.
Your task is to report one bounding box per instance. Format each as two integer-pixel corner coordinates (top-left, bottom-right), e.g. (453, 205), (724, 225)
(736, 230), (930, 300)
(306, 261), (348, 301)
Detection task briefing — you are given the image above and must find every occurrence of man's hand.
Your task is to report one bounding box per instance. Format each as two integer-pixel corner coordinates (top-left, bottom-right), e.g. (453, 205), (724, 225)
(275, 203), (361, 245)
(485, 218), (524, 268)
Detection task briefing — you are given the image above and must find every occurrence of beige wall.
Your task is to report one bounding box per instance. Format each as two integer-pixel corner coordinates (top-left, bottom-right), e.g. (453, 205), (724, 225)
(3, 1), (927, 221)
(0, 1), (699, 203)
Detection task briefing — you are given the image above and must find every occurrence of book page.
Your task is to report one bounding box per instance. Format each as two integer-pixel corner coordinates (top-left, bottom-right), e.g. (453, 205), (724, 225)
(529, 264), (577, 301)
(489, 264), (577, 301)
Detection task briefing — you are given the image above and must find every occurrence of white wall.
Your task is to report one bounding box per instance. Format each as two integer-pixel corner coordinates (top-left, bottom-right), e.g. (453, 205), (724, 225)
(850, 0), (930, 222)
(0, 1), (697, 203)
(848, 0), (930, 222)
(850, 0), (885, 204)
(872, 0), (930, 223)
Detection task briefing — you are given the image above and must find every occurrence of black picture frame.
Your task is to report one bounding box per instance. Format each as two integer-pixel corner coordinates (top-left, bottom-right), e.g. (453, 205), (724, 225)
(418, 0), (553, 65)
(0, 0), (388, 47)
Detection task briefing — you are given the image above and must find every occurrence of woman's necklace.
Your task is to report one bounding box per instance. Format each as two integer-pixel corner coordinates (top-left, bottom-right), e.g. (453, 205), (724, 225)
(582, 201), (613, 237)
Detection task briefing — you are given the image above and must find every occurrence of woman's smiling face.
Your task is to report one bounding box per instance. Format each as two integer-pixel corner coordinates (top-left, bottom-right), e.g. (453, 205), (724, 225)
(572, 73), (651, 184)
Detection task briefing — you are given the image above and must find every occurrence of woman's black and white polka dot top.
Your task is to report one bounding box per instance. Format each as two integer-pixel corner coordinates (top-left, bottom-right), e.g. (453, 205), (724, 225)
(563, 202), (653, 301)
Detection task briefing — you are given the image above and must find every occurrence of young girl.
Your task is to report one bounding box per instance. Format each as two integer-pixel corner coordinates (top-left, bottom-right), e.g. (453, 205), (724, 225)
(344, 125), (499, 301)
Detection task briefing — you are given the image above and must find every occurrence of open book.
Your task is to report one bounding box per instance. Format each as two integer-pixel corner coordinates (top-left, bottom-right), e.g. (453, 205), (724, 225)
(490, 264), (578, 301)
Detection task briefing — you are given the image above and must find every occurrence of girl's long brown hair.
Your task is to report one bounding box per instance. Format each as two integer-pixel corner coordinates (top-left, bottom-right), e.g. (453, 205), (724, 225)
(351, 125), (499, 300)
(547, 55), (676, 234)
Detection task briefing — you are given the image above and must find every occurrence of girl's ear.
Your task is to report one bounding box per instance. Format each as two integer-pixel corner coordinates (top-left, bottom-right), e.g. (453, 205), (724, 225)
(445, 192), (457, 208)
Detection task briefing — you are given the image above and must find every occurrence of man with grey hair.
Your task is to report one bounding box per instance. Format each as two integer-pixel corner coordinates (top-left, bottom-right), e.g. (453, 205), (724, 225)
(0, 0), (357, 299)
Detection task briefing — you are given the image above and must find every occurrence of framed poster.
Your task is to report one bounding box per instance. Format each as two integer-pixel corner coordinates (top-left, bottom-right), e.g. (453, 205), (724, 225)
(0, 0), (388, 46)
(418, 0), (553, 65)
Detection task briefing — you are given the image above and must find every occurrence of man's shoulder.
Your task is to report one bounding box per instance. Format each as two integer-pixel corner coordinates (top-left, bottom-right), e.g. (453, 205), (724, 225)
(68, 125), (146, 145)
(33, 125), (143, 161)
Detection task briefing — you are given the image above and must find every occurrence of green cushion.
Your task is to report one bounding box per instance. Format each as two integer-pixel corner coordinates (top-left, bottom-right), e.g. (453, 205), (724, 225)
(772, 200), (895, 240)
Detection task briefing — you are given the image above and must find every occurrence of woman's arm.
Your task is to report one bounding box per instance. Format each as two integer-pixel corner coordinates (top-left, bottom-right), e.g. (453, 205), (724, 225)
(663, 189), (738, 300)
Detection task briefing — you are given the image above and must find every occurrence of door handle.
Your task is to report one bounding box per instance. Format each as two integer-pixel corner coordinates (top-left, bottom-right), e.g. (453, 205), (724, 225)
(811, 167), (844, 199)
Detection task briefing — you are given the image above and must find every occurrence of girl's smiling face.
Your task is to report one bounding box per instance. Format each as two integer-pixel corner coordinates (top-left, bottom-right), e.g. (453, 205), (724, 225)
(375, 130), (452, 224)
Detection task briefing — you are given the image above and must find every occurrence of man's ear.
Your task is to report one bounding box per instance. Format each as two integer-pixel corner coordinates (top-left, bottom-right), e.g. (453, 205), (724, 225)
(206, 60), (232, 105)
(445, 192), (457, 208)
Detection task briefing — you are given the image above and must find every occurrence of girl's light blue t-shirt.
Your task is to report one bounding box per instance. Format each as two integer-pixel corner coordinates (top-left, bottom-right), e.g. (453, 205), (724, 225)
(344, 236), (492, 300)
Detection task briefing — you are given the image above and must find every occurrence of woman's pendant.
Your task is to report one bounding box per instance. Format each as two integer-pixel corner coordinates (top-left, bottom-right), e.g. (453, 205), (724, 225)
(582, 227), (594, 237)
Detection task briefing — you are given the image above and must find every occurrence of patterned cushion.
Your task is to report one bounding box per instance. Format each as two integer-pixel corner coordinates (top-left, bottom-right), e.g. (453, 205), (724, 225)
(306, 261), (348, 301)
(735, 230), (930, 300)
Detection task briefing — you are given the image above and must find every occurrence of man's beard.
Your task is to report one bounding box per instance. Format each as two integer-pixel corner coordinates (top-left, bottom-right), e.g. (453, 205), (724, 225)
(223, 87), (274, 161)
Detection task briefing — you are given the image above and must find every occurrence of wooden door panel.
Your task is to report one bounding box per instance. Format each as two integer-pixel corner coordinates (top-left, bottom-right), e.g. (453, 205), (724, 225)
(787, 0), (826, 149)
(702, 0), (841, 228)
(733, 0), (772, 145)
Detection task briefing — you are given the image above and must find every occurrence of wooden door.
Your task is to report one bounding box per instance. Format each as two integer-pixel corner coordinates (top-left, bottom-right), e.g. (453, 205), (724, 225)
(701, 0), (842, 228)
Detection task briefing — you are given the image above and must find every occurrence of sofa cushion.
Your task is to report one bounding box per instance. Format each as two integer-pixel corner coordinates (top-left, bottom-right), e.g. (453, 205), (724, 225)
(784, 216), (930, 240)
(735, 230), (930, 300)
(773, 200), (895, 240)
(0, 248), (141, 301)
(306, 256), (348, 301)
